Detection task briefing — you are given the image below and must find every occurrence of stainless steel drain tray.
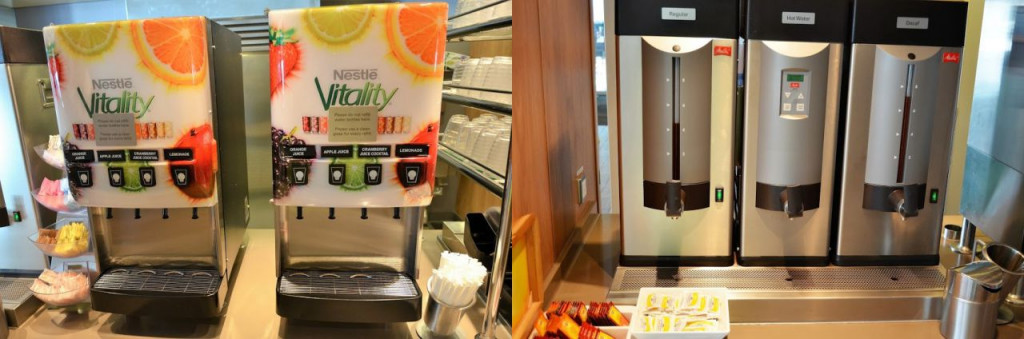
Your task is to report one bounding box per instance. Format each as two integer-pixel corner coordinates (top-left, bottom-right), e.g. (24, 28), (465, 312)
(91, 267), (224, 317)
(277, 270), (421, 322)
(1, 276), (41, 327)
(609, 266), (947, 323)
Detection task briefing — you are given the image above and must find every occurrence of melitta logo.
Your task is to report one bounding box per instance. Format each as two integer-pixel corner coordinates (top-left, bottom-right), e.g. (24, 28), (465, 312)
(943, 52), (960, 63)
(76, 79), (154, 119)
(314, 76), (397, 111)
(713, 46), (732, 56)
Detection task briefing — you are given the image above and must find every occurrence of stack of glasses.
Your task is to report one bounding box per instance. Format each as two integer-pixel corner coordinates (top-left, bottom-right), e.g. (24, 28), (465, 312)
(449, 56), (512, 106)
(449, 0), (512, 29)
(442, 114), (511, 175)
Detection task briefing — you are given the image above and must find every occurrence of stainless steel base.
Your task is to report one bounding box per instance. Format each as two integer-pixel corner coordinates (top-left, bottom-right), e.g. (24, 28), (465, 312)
(0, 276), (41, 327)
(608, 265), (947, 323)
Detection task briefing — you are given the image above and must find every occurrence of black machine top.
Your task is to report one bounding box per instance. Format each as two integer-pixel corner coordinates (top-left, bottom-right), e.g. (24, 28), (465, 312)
(851, 0), (968, 47)
(0, 26), (45, 64)
(616, 0), (740, 39)
(745, 0), (850, 43)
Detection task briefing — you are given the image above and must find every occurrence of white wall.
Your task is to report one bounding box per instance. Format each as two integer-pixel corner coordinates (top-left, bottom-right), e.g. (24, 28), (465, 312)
(15, 0), (126, 29)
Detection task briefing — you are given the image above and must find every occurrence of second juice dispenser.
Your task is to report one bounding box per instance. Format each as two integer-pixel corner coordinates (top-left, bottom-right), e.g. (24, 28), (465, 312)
(44, 17), (249, 317)
(268, 3), (446, 322)
(739, 0), (847, 266)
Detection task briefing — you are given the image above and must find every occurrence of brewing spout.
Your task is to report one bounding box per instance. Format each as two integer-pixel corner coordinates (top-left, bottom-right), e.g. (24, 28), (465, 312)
(781, 187), (803, 218)
(889, 189), (918, 219)
(665, 181), (683, 218)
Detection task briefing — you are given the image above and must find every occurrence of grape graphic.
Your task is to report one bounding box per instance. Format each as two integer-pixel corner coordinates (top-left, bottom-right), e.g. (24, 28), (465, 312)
(272, 126), (310, 199)
(63, 140), (87, 198)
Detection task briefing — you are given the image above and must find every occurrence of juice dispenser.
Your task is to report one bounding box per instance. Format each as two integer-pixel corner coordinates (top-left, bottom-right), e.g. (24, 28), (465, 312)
(43, 17), (249, 317)
(0, 26), (54, 326)
(834, 0), (968, 266)
(739, 0), (847, 266)
(268, 3), (446, 322)
(615, 0), (739, 266)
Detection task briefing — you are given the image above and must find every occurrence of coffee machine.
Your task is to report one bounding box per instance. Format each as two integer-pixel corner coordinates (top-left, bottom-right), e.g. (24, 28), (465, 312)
(739, 0), (847, 266)
(44, 17), (249, 317)
(615, 0), (739, 266)
(834, 0), (968, 266)
(0, 26), (53, 326)
(268, 3), (446, 322)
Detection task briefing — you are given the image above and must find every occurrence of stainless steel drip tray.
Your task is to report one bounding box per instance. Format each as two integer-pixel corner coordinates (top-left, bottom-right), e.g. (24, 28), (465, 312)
(1, 276), (42, 327)
(276, 270), (421, 323)
(609, 266), (947, 323)
(90, 267), (224, 317)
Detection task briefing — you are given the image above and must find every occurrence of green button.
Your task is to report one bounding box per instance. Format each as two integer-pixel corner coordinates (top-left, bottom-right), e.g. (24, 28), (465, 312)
(12, 211), (21, 222)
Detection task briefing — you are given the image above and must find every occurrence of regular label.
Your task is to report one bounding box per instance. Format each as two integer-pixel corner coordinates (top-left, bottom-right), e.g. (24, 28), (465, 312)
(93, 113), (138, 146)
(129, 150), (159, 161)
(65, 150), (95, 163)
(321, 145), (354, 158)
(396, 144), (430, 158)
(897, 17), (929, 30)
(661, 7), (695, 21)
(357, 145), (392, 158)
(328, 106), (378, 143)
(285, 145), (316, 159)
(163, 148), (194, 161)
(781, 12), (815, 25)
(96, 150), (126, 162)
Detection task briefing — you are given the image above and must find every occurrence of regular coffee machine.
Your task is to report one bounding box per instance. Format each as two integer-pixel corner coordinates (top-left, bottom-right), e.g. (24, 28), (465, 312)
(44, 17), (249, 317)
(615, 0), (739, 266)
(0, 27), (54, 326)
(834, 0), (968, 266)
(268, 3), (446, 322)
(739, 0), (847, 266)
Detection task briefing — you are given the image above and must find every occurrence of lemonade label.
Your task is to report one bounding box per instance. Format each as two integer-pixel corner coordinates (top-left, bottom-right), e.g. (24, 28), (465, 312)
(269, 3), (447, 207)
(44, 17), (219, 208)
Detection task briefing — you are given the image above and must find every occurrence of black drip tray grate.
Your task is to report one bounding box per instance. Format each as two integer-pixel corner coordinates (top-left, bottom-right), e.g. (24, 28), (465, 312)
(279, 270), (418, 299)
(93, 268), (222, 295)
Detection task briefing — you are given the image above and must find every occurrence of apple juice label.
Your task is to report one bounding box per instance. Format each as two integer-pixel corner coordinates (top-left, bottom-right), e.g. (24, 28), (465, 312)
(269, 3), (447, 207)
(44, 17), (219, 208)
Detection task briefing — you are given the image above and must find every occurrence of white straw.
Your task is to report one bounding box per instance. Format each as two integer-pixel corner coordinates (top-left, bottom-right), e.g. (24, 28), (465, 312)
(430, 251), (488, 307)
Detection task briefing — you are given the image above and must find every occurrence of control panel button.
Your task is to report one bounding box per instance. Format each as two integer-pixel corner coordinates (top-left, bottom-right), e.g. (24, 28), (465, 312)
(796, 103), (805, 112)
(328, 165), (346, 185)
(139, 167), (156, 187)
(398, 163), (423, 187)
(290, 165), (308, 186)
(171, 166), (190, 187)
(72, 168), (92, 187)
(782, 103), (792, 112)
(108, 167), (125, 187)
(365, 164), (383, 185)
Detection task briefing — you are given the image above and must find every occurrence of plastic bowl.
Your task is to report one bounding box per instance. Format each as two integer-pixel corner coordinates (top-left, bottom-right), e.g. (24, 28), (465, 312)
(29, 272), (91, 307)
(28, 219), (90, 258)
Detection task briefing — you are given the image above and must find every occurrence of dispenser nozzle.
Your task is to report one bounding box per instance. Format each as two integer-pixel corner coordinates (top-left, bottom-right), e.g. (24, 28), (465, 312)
(889, 189), (918, 219)
(665, 181), (683, 218)
(781, 188), (803, 218)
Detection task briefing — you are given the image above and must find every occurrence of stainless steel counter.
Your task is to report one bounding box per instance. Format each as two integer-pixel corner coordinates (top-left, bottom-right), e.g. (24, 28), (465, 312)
(550, 214), (1024, 338)
(5, 228), (509, 339)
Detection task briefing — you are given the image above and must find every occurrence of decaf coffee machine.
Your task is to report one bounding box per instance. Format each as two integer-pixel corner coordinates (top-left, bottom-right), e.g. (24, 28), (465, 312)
(739, 0), (847, 266)
(834, 0), (968, 266)
(44, 17), (249, 317)
(615, 0), (739, 266)
(268, 4), (446, 323)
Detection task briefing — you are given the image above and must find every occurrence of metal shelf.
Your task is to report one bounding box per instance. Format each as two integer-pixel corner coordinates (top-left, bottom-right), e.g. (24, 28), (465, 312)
(438, 144), (505, 196)
(444, 83), (511, 94)
(448, 16), (512, 42)
(442, 92), (511, 115)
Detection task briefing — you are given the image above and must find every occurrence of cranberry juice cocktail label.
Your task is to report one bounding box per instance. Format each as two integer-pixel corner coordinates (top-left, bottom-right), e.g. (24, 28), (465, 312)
(268, 3), (447, 207)
(44, 17), (219, 208)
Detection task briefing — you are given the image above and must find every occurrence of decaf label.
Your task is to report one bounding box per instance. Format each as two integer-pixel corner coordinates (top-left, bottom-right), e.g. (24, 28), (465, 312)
(93, 113), (138, 147)
(129, 150), (159, 161)
(395, 144), (430, 158)
(284, 145), (316, 159)
(321, 145), (354, 158)
(328, 105), (378, 143)
(97, 150), (126, 162)
(357, 145), (392, 158)
(65, 150), (95, 163)
(163, 148), (194, 161)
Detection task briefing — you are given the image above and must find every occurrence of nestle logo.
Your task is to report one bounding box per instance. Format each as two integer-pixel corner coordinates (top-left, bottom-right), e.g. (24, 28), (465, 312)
(333, 69), (378, 81)
(92, 78), (133, 90)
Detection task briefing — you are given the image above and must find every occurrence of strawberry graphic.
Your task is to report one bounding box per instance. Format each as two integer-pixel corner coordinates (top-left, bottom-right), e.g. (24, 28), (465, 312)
(45, 42), (64, 97)
(269, 27), (300, 99)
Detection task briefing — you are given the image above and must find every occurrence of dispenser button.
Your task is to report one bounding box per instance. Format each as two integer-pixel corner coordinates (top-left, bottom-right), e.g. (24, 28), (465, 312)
(328, 165), (346, 185)
(290, 165), (308, 186)
(108, 167), (125, 187)
(398, 163), (423, 187)
(784, 92), (791, 98)
(715, 187), (724, 202)
(171, 167), (190, 187)
(796, 103), (805, 112)
(72, 168), (92, 187)
(139, 167), (156, 187)
(782, 103), (792, 112)
(365, 164), (383, 185)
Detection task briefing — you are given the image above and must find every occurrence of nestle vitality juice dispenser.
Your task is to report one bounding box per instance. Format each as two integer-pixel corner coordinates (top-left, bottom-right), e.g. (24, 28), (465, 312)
(269, 3), (446, 322)
(616, 0), (739, 266)
(834, 0), (967, 266)
(43, 17), (249, 317)
(739, 0), (847, 266)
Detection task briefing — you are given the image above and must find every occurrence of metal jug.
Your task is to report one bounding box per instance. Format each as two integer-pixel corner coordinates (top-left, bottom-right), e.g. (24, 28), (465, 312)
(941, 261), (1003, 339)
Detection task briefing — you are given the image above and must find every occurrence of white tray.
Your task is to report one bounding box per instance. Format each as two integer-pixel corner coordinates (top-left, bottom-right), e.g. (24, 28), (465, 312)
(630, 287), (730, 339)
